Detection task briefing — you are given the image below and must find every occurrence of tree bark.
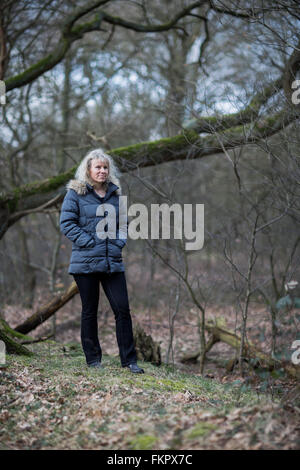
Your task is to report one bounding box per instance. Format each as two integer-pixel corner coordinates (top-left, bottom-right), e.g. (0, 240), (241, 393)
(14, 281), (78, 335)
(133, 323), (161, 365)
(0, 319), (34, 356)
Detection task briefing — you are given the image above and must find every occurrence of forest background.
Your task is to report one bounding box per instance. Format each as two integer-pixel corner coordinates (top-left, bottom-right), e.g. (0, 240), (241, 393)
(0, 0), (300, 450)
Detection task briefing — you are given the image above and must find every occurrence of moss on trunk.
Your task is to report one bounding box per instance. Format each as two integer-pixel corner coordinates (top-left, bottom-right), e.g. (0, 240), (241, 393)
(0, 319), (34, 356)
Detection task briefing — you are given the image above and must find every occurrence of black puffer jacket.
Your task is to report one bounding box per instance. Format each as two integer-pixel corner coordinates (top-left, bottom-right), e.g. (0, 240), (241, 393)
(59, 179), (126, 274)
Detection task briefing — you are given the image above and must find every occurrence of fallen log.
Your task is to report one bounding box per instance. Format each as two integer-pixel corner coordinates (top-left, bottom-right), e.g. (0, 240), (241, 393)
(14, 281), (78, 334)
(0, 329), (34, 356)
(21, 333), (54, 345)
(180, 317), (300, 380)
(181, 333), (220, 364)
(0, 319), (34, 356)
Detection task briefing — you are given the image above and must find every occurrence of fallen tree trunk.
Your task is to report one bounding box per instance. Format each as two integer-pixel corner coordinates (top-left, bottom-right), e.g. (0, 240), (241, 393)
(180, 318), (300, 380)
(0, 329), (34, 356)
(21, 334), (54, 345)
(14, 281), (78, 334)
(0, 319), (34, 356)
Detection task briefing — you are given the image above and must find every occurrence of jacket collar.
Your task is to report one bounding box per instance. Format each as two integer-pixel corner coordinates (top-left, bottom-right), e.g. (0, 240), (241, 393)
(86, 181), (119, 200)
(66, 179), (120, 197)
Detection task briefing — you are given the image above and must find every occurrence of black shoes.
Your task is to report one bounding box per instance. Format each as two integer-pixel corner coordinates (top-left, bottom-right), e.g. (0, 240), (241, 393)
(88, 361), (103, 369)
(127, 363), (144, 374)
(87, 361), (144, 373)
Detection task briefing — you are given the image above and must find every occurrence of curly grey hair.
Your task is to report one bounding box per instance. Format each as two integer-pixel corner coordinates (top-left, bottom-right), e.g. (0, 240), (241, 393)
(74, 148), (122, 194)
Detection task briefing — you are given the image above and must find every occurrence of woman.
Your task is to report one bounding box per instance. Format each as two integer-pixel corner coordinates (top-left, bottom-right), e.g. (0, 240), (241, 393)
(59, 148), (144, 374)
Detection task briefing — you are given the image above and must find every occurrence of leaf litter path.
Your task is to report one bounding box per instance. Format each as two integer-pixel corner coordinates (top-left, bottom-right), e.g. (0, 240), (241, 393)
(0, 342), (299, 450)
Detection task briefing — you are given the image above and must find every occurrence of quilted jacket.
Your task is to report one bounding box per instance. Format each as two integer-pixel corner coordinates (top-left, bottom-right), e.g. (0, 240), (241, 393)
(59, 179), (127, 274)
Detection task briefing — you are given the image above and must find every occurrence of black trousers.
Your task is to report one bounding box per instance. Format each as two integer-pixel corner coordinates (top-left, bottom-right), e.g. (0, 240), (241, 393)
(73, 271), (137, 367)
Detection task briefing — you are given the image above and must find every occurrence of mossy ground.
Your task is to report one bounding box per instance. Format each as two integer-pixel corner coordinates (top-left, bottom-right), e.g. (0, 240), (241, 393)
(0, 341), (298, 450)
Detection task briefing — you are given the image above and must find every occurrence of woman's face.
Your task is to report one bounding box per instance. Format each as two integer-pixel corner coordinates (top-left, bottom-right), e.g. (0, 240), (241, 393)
(89, 158), (109, 184)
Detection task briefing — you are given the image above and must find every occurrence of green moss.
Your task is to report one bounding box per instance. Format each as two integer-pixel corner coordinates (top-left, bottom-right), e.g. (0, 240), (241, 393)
(17, 168), (75, 197)
(130, 434), (157, 450)
(0, 318), (35, 342)
(1, 167), (76, 212)
(183, 78), (282, 133)
(5, 38), (71, 91)
(6, 196), (18, 213)
(0, 329), (34, 356)
(186, 421), (217, 439)
(1, 131), (202, 214)
(2, 341), (282, 450)
(6, 346), (275, 408)
(110, 130), (199, 162)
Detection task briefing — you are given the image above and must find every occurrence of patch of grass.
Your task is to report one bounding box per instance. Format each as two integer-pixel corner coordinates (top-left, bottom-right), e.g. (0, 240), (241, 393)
(186, 421), (217, 439)
(0, 340), (288, 450)
(129, 434), (157, 450)
(5, 344), (275, 411)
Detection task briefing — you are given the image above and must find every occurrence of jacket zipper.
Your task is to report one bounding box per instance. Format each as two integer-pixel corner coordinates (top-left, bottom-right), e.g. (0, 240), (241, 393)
(105, 237), (111, 273)
(94, 189), (111, 274)
(104, 207), (111, 273)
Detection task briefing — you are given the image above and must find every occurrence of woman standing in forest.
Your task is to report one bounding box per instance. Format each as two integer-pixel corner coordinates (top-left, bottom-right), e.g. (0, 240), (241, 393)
(59, 148), (144, 374)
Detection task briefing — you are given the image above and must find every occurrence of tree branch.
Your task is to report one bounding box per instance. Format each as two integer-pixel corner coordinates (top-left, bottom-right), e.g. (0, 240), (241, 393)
(5, 0), (206, 91)
(184, 77), (283, 133)
(0, 105), (299, 239)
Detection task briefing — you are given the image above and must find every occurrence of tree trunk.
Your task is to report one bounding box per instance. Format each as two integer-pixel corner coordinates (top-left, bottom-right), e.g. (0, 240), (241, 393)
(18, 221), (36, 308)
(0, 319), (34, 356)
(133, 323), (161, 365)
(14, 281), (78, 334)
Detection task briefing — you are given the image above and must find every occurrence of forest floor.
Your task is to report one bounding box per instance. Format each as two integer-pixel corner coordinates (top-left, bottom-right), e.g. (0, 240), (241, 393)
(0, 340), (299, 450)
(2, 284), (300, 450)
